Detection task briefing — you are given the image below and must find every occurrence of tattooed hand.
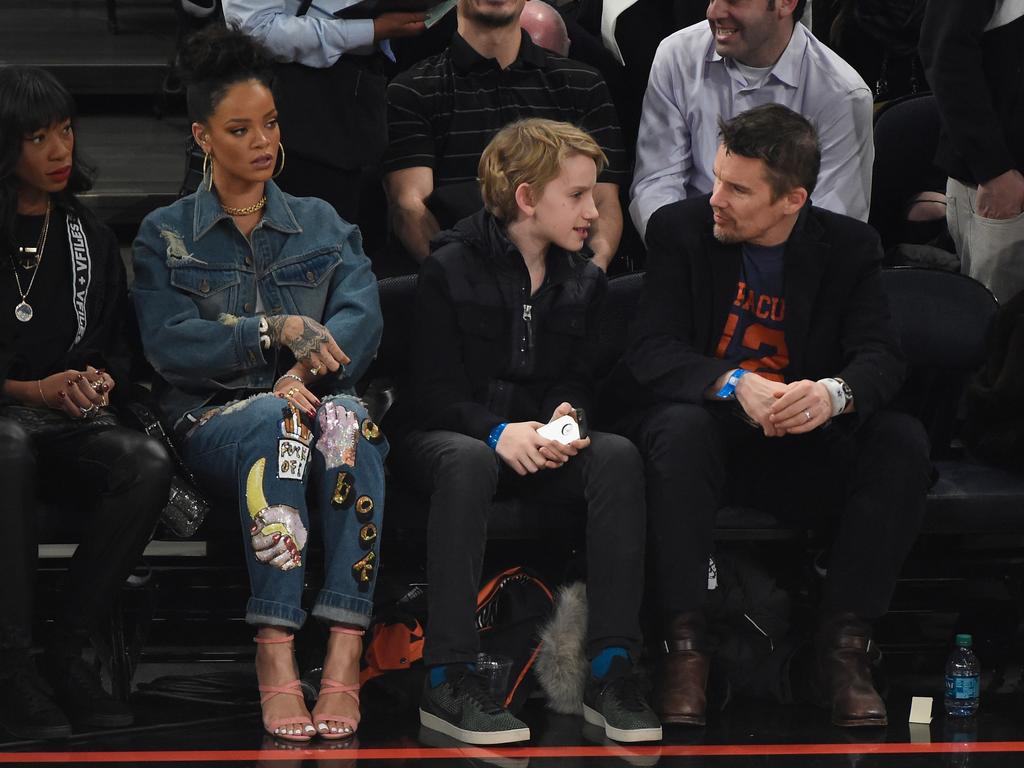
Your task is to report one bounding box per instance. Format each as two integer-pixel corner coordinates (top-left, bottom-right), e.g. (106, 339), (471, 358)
(265, 315), (351, 375)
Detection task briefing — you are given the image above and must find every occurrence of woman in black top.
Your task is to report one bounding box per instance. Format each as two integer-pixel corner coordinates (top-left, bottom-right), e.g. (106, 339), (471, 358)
(0, 66), (171, 740)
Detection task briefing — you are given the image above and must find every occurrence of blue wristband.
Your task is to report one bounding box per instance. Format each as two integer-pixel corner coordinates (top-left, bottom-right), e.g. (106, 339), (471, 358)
(715, 368), (748, 400)
(487, 422), (509, 450)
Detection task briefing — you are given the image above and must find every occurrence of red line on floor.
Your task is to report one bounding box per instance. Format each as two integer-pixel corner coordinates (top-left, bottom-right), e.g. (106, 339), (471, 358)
(1, 742), (1023, 763)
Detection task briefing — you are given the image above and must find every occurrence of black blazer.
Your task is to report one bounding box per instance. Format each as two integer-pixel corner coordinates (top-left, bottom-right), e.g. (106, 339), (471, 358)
(617, 195), (907, 425)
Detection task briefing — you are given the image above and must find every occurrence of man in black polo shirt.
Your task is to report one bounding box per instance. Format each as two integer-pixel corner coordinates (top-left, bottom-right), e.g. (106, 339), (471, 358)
(382, 0), (628, 271)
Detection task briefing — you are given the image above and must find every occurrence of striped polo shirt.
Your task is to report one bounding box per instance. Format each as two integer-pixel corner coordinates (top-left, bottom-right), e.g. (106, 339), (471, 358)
(383, 30), (629, 187)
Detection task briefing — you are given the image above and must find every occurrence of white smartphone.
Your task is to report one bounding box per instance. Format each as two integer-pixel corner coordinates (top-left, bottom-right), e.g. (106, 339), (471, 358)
(537, 414), (581, 444)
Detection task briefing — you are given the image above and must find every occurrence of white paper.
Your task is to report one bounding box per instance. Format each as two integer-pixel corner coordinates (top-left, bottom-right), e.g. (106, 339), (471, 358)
(908, 696), (933, 724)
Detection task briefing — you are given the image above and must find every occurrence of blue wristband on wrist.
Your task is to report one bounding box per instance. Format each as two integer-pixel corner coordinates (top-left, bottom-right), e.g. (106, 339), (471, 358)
(715, 368), (749, 399)
(487, 422), (509, 450)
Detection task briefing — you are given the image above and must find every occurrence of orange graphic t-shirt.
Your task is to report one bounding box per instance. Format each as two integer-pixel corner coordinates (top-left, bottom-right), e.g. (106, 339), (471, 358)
(714, 243), (790, 382)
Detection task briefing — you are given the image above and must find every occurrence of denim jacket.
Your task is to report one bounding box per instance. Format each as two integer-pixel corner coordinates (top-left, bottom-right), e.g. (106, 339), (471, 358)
(132, 181), (382, 430)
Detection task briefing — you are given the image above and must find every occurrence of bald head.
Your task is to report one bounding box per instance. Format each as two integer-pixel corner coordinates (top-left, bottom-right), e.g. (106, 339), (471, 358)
(519, 0), (570, 57)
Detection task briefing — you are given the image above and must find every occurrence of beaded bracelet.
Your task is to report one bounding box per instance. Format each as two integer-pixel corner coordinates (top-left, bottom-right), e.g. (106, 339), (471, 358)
(274, 372), (305, 391)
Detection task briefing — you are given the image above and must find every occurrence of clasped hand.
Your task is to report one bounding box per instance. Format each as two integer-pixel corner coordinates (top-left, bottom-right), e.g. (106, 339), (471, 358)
(735, 373), (830, 437)
(495, 402), (591, 476)
(39, 365), (114, 419)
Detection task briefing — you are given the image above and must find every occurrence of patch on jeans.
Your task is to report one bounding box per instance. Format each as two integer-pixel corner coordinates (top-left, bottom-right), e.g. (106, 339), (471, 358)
(354, 495), (374, 521)
(359, 522), (377, 547)
(331, 471), (355, 508)
(280, 402), (312, 445)
(245, 458), (308, 570)
(278, 438), (310, 481)
(316, 402), (359, 469)
(352, 550), (376, 584)
(360, 418), (382, 443)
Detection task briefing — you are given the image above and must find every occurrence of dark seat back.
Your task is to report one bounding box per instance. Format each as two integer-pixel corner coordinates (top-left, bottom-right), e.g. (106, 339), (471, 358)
(882, 268), (997, 456)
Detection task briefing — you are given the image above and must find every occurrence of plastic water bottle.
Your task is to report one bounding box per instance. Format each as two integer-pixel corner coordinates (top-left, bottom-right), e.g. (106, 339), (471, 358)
(944, 634), (980, 717)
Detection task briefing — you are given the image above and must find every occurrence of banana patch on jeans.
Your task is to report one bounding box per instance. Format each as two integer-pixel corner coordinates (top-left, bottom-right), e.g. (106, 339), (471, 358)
(316, 402), (359, 469)
(246, 458), (308, 571)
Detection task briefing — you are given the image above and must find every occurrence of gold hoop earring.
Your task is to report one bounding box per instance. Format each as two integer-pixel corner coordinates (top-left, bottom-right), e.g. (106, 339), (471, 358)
(272, 143), (286, 179)
(203, 151), (214, 192)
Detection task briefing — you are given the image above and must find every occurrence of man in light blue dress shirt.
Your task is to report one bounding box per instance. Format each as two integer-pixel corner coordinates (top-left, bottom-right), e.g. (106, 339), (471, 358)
(222, 0), (426, 222)
(629, 0), (872, 242)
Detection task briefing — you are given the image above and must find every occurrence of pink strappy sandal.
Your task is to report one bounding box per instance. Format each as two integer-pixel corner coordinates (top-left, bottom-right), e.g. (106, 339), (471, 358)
(254, 633), (315, 742)
(314, 626), (364, 740)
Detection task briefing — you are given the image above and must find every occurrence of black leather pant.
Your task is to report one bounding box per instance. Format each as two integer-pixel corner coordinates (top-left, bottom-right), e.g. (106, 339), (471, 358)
(0, 417), (171, 655)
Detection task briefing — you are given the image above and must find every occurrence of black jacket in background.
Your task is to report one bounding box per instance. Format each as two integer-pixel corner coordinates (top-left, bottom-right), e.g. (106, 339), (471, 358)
(403, 209), (607, 441)
(920, 0), (1024, 184)
(611, 195), (907, 426)
(0, 205), (135, 403)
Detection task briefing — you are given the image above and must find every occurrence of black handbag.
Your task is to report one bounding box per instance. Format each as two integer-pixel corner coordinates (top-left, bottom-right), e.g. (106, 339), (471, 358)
(121, 401), (210, 538)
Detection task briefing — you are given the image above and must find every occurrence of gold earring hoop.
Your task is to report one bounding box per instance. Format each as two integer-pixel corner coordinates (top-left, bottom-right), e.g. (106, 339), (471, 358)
(202, 151), (214, 192)
(272, 142), (286, 179)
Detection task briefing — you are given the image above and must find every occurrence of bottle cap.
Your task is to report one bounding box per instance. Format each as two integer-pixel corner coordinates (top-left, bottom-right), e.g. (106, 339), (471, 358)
(955, 633), (973, 647)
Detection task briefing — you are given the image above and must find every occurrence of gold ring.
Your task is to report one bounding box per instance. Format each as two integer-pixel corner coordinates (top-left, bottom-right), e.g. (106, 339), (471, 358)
(286, 387), (299, 399)
(309, 366), (321, 376)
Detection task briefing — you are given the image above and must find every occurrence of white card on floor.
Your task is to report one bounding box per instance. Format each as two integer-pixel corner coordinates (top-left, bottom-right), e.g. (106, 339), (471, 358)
(278, 438), (310, 481)
(909, 722), (932, 744)
(908, 696), (933, 724)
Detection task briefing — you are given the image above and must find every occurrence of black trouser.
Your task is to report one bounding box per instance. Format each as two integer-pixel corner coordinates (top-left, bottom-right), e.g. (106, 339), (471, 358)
(0, 418), (171, 657)
(618, 404), (931, 622)
(391, 429), (647, 666)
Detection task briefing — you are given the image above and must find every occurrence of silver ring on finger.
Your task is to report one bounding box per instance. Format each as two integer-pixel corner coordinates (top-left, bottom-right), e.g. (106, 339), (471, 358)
(804, 409), (812, 422)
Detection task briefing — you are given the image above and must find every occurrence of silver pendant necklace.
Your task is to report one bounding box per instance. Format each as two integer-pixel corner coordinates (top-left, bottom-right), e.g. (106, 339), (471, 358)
(10, 201), (51, 322)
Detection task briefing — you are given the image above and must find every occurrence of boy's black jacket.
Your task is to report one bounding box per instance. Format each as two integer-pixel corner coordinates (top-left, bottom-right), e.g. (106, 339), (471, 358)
(399, 208), (607, 440)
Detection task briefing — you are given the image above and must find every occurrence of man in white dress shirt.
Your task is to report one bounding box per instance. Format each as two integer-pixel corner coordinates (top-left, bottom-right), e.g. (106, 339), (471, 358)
(629, 0), (872, 242)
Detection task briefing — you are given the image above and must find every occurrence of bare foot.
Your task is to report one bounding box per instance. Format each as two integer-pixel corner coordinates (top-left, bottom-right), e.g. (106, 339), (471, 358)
(255, 627), (315, 740)
(312, 630), (362, 737)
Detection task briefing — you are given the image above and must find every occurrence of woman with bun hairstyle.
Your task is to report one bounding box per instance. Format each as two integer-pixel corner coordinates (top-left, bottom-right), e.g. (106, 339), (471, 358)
(132, 25), (386, 742)
(0, 65), (171, 740)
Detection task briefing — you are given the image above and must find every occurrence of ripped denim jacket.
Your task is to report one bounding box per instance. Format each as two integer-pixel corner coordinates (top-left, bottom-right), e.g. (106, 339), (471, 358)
(131, 181), (383, 431)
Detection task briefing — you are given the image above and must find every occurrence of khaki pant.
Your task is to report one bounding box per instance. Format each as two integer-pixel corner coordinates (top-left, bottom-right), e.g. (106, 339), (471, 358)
(946, 177), (1024, 304)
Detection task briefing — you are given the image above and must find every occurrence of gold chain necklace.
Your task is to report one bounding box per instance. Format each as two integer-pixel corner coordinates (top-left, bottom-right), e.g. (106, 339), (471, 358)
(222, 195), (267, 217)
(10, 200), (51, 323)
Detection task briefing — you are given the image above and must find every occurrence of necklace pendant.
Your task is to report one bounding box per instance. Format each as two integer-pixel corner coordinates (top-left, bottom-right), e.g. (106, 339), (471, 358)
(15, 301), (33, 322)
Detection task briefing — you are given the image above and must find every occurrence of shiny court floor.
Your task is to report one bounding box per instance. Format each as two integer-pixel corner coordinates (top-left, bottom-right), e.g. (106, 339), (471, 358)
(0, 680), (1019, 767)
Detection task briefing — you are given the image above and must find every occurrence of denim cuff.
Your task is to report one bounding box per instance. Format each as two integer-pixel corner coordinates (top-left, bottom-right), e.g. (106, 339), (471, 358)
(311, 589), (373, 628)
(236, 315), (267, 371)
(245, 596), (306, 630)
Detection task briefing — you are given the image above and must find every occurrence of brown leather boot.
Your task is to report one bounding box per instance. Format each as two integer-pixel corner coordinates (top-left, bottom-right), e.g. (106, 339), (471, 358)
(815, 613), (887, 727)
(653, 612), (709, 726)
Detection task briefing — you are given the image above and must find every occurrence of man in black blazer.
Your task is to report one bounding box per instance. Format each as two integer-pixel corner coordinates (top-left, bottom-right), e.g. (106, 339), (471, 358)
(615, 104), (931, 728)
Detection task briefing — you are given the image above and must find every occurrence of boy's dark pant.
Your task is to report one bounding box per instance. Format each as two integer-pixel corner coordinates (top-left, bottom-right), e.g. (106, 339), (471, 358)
(391, 429), (647, 666)
(616, 403), (932, 622)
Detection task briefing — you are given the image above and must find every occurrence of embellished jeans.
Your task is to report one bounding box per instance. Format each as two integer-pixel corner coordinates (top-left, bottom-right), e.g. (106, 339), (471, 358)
(182, 393), (387, 630)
